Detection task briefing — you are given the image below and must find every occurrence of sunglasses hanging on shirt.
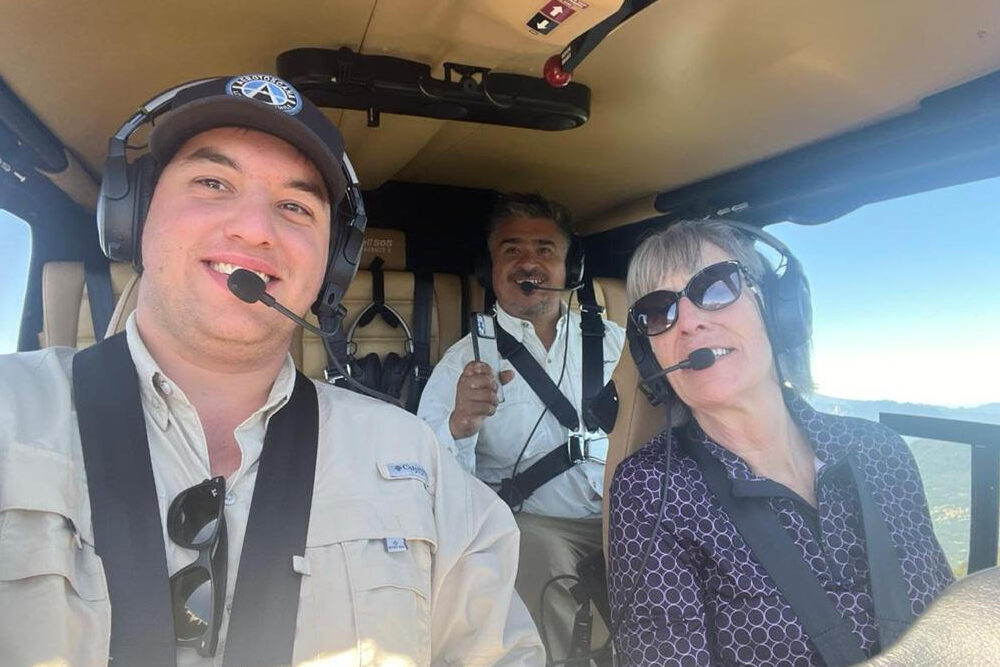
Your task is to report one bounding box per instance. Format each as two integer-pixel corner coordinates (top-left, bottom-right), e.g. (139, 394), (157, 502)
(167, 476), (228, 657)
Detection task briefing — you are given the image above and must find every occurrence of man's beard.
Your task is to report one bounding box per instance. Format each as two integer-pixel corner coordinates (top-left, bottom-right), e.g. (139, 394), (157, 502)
(508, 293), (558, 320)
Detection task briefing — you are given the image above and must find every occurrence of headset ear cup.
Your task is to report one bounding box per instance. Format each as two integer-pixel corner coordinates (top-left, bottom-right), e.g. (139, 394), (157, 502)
(565, 235), (585, 287)
(97, 153), (157, 265)
(774, 262), (812, 350)
(130, 155), (159, 270)
(626, 318), (675, 406)
(381, 352), (412, 399)
(474, 251), (492, 290)
(759, 261), (811, 353)
(351, 353), (382, 392)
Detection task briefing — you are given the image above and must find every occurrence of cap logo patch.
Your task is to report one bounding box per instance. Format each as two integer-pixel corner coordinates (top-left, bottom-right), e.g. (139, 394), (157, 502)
(226, 74), (303, 114)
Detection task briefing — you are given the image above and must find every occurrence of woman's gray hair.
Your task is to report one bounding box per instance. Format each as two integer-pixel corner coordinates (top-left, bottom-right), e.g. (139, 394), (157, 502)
(626, 219), (814, 395)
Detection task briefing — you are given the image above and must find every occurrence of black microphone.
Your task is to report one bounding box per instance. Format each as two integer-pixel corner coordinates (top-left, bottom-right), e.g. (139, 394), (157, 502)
(227, 269), (334, 339)
(518, 281), (583, 294)
(641, 347), (717, 383)
(226, 269), (403, 406)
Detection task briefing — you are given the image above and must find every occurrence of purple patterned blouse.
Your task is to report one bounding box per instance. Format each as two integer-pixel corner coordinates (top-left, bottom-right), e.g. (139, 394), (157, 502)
(608, 393), (954, 666)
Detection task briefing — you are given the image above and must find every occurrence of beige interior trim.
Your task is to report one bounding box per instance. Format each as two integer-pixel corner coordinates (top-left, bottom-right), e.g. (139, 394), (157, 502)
(40, 149), (100, 211)
(4, 1), (996, 225)
(578, 195), (660, 236)
(106, 271), (141, 340)
(40, 261), (85, 348)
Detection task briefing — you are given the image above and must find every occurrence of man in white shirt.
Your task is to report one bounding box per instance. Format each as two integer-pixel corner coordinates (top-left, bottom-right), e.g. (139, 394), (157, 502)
(0, 75), (542, 666)
(418, 194), (625, 661)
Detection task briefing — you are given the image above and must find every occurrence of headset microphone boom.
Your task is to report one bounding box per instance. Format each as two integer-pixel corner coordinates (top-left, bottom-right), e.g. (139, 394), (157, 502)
(226, 269), (403, 406)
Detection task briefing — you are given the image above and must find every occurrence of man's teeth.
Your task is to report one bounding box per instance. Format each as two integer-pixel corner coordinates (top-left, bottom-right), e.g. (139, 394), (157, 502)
(209, 262), (270, 283)
(518, 278), (544, 285)
(711, 347), (733, 358)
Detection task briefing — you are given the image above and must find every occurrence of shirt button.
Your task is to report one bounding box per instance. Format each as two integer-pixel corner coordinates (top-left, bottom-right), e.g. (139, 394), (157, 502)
(225, 491), (237, 506)
(153, 372), (173, 397)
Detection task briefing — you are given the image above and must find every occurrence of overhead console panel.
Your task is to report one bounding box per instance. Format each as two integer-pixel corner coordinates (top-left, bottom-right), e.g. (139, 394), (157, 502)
(277, 47), (590, 131)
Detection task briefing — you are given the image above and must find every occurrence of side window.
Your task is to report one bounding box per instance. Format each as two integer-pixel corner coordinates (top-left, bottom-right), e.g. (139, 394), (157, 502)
(0, 209), (32, 353)
(769, 176), (1000, 577)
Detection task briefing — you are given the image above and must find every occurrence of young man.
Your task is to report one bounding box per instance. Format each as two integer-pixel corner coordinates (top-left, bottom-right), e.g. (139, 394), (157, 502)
(418, 194), (626, 660)
(0, 75), (542, 666)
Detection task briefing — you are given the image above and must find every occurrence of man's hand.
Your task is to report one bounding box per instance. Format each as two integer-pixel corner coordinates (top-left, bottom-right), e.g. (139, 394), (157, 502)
(449, 361), (515, 440)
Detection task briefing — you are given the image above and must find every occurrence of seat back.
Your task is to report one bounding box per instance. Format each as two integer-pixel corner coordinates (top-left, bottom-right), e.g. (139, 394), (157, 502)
(40, 261), (139, 348)
(602, 337), (669, 554)
(300, 229), (464, 394)
(299, 271), (463, 380)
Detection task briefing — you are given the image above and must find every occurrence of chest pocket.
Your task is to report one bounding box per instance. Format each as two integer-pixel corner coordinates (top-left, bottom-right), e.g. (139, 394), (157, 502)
(0, 443), (110, 666)
(298, 491), (437, 666)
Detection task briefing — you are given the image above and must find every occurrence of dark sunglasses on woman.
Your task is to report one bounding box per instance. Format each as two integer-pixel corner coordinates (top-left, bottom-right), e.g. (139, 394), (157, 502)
(629, 260), (752, 337)
(168, 476), (228, 657)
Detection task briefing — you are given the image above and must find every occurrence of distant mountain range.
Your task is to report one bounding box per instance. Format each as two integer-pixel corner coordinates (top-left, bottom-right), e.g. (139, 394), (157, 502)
(808, 394), (1000, 426)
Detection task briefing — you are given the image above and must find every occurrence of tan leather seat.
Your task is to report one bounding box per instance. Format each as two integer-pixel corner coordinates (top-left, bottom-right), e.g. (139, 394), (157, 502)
(300, 229), (463, 385)
(39, 261), (139, 348)
(602, 337), (668, 554)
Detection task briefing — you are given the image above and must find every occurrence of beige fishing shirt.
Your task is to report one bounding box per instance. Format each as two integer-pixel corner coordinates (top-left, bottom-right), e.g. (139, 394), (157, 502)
(0, 315), (543, 666)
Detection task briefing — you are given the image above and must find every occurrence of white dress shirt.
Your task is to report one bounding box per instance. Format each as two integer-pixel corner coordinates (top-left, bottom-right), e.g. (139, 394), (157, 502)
(418, 303), (625, 519)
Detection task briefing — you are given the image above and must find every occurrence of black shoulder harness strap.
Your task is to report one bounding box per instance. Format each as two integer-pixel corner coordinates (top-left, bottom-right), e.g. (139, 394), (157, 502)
(75, 333), (176, 666)
(576, 280), (606, 432)
(84, 256), (115, 344)
(681, 434), (914, 665)
(495, 319), (580, 432)
(406, 272), (434, 413)
(74, 332), (319, 666)
(222, 368), (318, 667)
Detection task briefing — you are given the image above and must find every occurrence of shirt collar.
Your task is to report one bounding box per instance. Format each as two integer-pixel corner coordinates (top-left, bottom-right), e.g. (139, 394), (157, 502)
(124, 312), (297, 431)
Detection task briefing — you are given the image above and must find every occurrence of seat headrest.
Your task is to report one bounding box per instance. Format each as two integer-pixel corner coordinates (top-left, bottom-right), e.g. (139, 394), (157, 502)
(360, 228), (406, 271)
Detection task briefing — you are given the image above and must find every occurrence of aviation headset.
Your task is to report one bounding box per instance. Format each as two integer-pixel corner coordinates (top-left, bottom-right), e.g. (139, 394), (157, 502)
(344, 300), (416, 398)
(628, 219), (813, 405)
(96, 75), (368, 323)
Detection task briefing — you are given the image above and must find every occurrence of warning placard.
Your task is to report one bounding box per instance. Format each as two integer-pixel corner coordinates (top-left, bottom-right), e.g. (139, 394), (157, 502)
(527, 0), (587, 35)
(540, 0), (575, 21)
(527, 12), (558, 34)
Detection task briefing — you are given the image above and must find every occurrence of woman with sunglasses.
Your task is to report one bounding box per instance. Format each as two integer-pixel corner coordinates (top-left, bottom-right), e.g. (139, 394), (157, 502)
(607, 220), (952, 666)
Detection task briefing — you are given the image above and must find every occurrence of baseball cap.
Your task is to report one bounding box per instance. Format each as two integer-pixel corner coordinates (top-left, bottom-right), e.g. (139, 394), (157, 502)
(148, 74), (348, 205)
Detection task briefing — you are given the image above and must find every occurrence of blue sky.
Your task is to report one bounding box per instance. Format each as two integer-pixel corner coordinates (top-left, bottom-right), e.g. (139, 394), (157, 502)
(2, 176), (998, 407)
(0, 209), (31, 353)
(768, 176), (999, 407)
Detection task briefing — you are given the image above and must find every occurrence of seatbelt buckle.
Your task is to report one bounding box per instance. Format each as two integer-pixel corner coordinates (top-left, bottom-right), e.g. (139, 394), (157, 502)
(567, 433), (587, 464)
(569, 431), (609, 465)
(579, 304), (606, 337)
(324, 366), (350, 385)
